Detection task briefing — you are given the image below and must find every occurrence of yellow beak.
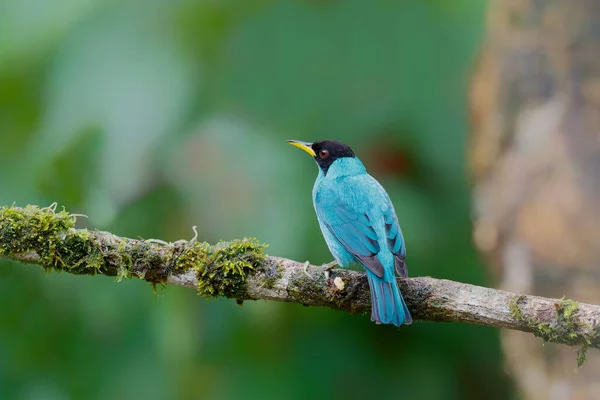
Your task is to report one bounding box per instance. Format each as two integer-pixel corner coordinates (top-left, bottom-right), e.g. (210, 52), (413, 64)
(287, 140), (316, 157)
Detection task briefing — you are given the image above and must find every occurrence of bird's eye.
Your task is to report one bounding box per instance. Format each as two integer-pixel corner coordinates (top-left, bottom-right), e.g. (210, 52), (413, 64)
(319, 150), (329, 159)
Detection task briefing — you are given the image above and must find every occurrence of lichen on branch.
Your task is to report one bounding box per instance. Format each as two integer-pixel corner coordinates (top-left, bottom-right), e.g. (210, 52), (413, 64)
(509, 295), (599, 368)
(1, 204), (599, 367)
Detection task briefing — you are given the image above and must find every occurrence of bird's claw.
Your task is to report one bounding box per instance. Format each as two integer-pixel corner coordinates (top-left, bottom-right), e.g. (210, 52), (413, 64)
(302, 261), (312, 279)
(322, 260), (338, 280)
(303, 261), (338, 280)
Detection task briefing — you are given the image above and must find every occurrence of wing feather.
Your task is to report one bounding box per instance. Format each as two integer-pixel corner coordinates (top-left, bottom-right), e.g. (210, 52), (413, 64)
(316, 202), (385, 278)
(384, 211), (407, 277)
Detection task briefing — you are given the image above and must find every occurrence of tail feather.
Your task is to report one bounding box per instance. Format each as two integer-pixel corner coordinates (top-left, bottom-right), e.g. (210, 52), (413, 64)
(366, 270), (412, 327)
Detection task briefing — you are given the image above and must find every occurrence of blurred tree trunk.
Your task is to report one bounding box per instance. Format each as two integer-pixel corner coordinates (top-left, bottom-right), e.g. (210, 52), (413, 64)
(470, 0), (600, 399)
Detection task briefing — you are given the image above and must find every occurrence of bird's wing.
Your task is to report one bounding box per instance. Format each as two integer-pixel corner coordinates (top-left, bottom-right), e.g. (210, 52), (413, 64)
(383, 210), (407, 278)
(315, 190), (386, 278)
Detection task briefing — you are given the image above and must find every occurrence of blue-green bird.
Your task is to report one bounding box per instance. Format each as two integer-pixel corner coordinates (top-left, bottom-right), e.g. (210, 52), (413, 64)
(288, 139), (412, 327)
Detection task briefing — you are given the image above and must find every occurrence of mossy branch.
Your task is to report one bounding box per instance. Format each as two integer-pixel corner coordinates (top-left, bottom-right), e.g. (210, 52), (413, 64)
(1, 205), (599, 363)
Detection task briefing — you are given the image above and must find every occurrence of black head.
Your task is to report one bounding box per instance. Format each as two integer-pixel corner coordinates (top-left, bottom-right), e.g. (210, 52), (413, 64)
(287, 139), (356, 175)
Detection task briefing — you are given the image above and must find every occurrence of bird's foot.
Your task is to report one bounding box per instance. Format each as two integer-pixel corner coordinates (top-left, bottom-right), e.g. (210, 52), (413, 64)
(302, 261), (312, 279)
(302, 261), (338, 280)
(322, 260), (338, 280)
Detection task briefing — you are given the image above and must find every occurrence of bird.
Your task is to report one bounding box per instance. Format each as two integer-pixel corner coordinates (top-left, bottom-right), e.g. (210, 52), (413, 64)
(288, 139), (412, 327)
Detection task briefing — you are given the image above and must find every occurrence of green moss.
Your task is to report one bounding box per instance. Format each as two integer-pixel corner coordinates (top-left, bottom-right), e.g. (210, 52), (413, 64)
(575, 321), (599, 370)
(115, 240), (132, 282)
(1, 205), (70, 257)
(173, 238), (266, 299)
(173, 241), (211, 273)
(556, 299), (580, 339)
(576, 346), (588, 370)
(509, 295), (598, 368)
(264, 276), (276, 289)
(0, 206), (268, 299)
(0, 204), (100, 274)
(0, 205), (118, 279)
(129, 241), (172, 283)
(533, 298), (580, 343)
(508, 295), (526, 321)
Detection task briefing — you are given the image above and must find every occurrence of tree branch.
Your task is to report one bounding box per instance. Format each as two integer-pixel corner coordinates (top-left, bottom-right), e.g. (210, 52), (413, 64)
(1, 205), (599, 363)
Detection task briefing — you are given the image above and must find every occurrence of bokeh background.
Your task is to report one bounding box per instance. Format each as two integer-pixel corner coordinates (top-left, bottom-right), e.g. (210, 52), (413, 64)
(0, 1), (519, 399)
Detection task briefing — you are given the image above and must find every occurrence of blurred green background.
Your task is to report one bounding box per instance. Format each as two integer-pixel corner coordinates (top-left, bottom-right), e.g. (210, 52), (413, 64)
(0, 1), (516, 399)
